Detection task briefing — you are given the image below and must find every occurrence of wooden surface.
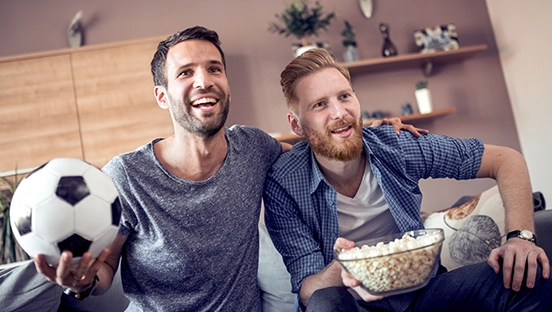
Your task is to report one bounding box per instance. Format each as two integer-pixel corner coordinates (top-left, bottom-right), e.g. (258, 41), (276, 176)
(343, 45), (488, 75)
(71, 41), (173, 168)
(0, 36), (174, 174)
(0, 55), (83, 173)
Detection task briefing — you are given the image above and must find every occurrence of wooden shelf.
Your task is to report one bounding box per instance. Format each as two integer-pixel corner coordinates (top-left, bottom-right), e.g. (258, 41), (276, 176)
(274, 107), (456, 145)
(342, 44), (488, 75)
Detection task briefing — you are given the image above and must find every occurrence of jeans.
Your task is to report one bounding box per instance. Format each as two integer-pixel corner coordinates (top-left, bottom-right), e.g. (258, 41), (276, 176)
(305, 262), (551, 311)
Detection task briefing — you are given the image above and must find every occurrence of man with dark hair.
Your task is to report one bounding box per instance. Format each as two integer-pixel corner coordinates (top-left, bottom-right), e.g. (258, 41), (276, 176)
(264, 48), (552, 311)
(35, 26), (283, 311)
(32, 27), (419, 311)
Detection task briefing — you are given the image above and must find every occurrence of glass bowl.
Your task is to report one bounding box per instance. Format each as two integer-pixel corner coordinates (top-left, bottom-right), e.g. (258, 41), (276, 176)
(334, 228), (444, 296)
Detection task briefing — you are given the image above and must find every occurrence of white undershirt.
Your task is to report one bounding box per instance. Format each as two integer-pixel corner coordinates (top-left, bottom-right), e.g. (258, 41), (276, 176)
(337, 160), (400, 242)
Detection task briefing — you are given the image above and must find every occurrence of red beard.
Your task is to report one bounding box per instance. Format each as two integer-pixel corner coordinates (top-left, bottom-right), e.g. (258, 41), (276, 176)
(304, 116), (364, 161)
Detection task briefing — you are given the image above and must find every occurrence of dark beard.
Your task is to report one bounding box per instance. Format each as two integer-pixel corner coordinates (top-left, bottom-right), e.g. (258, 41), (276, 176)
(171, 88), (230, 139)
(305, 116), (364, 161)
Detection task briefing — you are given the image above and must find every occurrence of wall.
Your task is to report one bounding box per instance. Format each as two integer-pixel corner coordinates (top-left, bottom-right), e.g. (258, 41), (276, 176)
(0, 0), (518, 212)
(486, 0), (552, 206)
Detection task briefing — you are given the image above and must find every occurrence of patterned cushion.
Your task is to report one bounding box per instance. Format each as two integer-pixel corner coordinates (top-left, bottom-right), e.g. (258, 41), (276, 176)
(422, 185), (505, 270)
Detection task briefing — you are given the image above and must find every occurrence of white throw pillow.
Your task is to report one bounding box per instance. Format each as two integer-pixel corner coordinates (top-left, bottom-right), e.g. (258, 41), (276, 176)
(423, 185), (506, 270)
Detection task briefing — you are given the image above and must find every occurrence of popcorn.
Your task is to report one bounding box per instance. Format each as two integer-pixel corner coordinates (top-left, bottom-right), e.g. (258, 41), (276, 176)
(336, 230), (443, 295)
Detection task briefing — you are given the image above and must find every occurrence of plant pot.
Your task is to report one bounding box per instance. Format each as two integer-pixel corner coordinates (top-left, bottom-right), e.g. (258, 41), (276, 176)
(415, 88), (433, 114)
(343, 45), (359, 62)
(292, 44), (318, 57)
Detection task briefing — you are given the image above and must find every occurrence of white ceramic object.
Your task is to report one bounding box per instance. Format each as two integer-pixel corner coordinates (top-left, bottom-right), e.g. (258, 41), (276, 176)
(415, 88), (433, 114)
(359, 0), (373, 19)
(293, 44), (318, 57)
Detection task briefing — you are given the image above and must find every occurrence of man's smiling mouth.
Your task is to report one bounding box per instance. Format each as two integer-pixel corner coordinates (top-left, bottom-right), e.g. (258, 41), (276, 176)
(191, 97), (217, 107)
(331, 125), (351, 134)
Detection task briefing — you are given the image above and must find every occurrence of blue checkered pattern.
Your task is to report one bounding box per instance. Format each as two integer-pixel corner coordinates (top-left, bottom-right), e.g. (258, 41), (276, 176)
(263, 125), (484, 294)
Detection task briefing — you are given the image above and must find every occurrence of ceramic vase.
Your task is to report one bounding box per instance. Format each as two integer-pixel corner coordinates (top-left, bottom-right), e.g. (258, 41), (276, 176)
(343, 45), (359, 62)
(415, 88), (433, 114)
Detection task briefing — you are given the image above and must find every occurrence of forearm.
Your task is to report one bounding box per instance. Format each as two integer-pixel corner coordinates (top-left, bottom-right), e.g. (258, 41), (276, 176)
(91, 261), (117, 296)
(477, 145), (534, 231)
(299, 261), (344, 306)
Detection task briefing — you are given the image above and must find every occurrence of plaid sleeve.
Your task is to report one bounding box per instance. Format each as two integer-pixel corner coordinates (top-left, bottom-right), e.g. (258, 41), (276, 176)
(400, 133), (484, 180)
(263, 171), (327, 294)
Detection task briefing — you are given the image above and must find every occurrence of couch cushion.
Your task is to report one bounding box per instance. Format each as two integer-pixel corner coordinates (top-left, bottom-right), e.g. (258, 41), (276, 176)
(423, 185), (505, 270)
(258, 208), (295, 312)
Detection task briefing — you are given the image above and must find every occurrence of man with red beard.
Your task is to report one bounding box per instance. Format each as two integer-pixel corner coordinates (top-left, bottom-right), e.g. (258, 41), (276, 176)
(263, 48), (551, 312)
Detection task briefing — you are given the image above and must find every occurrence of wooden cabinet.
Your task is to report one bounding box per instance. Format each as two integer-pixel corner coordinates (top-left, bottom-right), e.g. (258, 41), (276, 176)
(0, 36), (173, 175)
(0, 54), (82, 173)
(71, 41), (173, 167)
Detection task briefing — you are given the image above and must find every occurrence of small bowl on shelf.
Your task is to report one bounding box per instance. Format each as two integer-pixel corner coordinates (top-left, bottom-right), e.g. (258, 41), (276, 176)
(334, 228), (444, 296)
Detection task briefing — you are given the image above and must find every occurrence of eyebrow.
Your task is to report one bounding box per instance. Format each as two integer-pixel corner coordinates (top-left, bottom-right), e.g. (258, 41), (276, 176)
(178, 59), (223, 69)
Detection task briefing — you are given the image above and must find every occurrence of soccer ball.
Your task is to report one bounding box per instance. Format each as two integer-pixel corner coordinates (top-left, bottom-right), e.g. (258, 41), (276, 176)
(9, 158), (122, 266)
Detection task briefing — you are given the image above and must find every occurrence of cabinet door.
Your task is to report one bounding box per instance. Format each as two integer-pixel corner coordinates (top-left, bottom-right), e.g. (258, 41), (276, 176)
(0, 55), (82, 173)
(71, 41), (173, 168)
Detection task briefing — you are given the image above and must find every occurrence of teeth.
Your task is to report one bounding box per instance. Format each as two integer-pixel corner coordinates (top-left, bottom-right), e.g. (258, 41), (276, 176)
(192, 97), (217, 106)
(332, 126), (349, 133)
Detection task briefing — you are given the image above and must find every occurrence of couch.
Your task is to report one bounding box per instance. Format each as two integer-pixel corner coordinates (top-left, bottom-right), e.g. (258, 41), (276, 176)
(1, 186), (550, 312)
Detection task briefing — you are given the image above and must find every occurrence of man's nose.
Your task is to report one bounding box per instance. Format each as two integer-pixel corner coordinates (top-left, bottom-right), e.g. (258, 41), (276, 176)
(193, 68), (214, 89)
(329, 100), (347, 119)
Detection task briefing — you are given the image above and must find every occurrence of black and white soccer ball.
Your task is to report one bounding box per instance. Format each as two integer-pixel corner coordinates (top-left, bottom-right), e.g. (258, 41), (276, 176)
(10, 158), (122, 266)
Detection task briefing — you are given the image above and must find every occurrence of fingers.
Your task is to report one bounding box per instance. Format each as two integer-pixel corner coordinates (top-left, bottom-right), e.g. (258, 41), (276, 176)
(496, 240), (550, 291)
(371, 119), (382, 127)
(334, 237), (354, 251)
(34, 254), (57, 282)
(487, 248), (502, 273)
(351, 285), (384, 302)
(35, 250), (103, 292)
(68, 251), (95, 284)
(524, 251), (539, 288)
(510, 249), (529, 291)
(539, 251), (550, 279)
(340, 268), (360, 288)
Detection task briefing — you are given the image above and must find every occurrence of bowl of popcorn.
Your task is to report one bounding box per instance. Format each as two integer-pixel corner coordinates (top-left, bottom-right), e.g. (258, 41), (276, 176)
(334, 228), (444, 296)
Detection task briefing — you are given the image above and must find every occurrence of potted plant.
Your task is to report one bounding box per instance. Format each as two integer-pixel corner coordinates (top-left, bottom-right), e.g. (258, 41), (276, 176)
(0, 171), (29, 264)
(268, 0), (337, 56)
(341, 20), (359, 62)
(415, 80), (433, 114)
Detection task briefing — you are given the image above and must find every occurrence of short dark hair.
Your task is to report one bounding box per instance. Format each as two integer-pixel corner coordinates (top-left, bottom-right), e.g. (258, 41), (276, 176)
(150, 26), (226, 88)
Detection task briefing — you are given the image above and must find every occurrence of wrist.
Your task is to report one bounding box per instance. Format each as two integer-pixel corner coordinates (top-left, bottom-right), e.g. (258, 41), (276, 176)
(506, 229), (537, 245)
(63, 275), (99, 300)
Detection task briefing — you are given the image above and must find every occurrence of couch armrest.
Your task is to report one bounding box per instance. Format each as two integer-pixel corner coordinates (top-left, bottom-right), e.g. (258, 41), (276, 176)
(534, 209), (552, 258)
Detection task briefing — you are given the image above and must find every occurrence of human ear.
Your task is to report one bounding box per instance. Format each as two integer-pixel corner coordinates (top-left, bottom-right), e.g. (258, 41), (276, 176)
(154, 86), (169, 109)
(287, 112), (304, 137)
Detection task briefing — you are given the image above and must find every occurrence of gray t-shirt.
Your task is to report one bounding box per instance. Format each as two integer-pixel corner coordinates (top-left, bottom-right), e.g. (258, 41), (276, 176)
(102, 125), (282, 312)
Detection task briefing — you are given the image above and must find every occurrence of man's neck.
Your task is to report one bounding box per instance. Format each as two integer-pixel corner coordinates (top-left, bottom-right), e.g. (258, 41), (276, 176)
(315, 152), (366, 198)
(154, 129), (228, 182)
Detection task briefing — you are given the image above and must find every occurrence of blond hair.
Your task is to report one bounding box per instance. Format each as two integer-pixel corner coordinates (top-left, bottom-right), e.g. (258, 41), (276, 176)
(280, 49), (352, 112)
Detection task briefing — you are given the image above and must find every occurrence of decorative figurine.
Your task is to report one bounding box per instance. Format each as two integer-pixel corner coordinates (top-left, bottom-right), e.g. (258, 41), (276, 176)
(68, 10), (84, 48)
(379, 23), (397, 57)
(402, 103), (414, 116)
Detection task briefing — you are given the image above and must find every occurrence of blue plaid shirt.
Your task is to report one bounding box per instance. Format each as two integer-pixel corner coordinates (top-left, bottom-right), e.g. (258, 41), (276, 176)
(263, 126), (484, 294)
